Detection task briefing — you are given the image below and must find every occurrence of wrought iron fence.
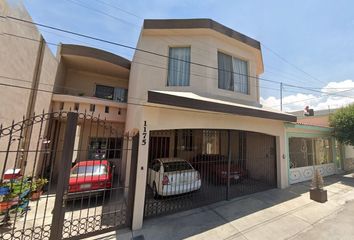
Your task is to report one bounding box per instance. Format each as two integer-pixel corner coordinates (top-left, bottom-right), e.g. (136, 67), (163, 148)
(0, 111), (137, 240)
(144, 129), (277, 218)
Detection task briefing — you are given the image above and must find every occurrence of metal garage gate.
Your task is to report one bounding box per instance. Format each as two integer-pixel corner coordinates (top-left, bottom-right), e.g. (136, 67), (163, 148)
(144, 129), (277, 218)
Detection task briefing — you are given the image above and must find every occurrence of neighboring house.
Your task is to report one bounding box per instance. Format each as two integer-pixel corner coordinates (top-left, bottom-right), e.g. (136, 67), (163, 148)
(286, 108), (349, 185)
(49, 44), (130, 181)
(0, 1), (58, 174)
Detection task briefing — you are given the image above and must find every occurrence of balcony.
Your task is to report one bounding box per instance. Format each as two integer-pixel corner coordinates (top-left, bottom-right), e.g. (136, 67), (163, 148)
(51, 93), (127, 122)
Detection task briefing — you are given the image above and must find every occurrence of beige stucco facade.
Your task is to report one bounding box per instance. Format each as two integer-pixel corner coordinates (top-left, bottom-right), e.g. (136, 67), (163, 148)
(127, 105), (288, 229)
(0, 1), (58, 174)
(1, 5), (297, 231)
(128, 28), (262, 108)
(125, 22), (293, 230)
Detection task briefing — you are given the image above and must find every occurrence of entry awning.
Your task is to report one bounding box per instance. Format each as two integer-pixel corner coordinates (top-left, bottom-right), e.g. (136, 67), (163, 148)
(147, 91), (297, 122)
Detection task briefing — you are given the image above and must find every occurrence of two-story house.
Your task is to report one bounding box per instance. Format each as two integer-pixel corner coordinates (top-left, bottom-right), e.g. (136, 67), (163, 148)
(49, 44), (130, 181)
(0, 4), (299, 233)
(125, 19), (296, 229)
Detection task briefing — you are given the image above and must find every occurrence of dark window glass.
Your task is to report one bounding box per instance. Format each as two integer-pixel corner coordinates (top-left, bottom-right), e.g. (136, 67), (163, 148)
(88, 138), (122, 160)
(163, 161), (192, 172)
(95, 85), (114, 100)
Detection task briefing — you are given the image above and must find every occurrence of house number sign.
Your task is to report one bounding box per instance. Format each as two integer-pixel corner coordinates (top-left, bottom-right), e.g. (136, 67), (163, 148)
(142, 121), (147, 145)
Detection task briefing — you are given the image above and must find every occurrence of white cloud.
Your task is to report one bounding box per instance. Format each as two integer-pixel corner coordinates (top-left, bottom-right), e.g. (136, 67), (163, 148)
(261, 80), (354, 112)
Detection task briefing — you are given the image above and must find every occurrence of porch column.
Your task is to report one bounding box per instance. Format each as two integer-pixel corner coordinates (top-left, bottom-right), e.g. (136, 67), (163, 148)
(278, 134), (289, 189)
(131, 124), (150, 230)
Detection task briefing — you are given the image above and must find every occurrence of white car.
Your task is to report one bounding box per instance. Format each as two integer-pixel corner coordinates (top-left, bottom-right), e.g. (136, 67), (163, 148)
(148, 158), (201, 199)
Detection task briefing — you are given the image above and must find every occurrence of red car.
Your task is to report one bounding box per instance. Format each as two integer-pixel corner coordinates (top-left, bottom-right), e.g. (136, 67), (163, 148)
(191, 154), (248, 184)
(68, 160), (112, 196)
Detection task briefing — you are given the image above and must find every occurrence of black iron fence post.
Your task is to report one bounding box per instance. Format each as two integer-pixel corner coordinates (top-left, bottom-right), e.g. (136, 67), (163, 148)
(50, 112), (78, 240)
(227, 130), (231, 201)
(126, 134), (139, 227)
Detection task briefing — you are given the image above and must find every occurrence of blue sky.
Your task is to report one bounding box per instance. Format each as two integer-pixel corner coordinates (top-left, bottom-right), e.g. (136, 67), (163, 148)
(22, 0), (354, 111)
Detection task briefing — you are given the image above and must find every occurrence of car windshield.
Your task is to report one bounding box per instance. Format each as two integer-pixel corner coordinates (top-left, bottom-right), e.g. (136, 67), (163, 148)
(163, 161), (192, 172)
(71, 165), (107, 176)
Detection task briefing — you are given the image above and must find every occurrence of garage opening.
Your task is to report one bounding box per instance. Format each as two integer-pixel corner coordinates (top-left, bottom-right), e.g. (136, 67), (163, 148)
(144, 129), (277, 218)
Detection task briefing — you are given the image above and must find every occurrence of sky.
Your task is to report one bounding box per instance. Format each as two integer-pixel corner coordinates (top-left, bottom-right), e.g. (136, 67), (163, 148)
(19, 0), (354, 112)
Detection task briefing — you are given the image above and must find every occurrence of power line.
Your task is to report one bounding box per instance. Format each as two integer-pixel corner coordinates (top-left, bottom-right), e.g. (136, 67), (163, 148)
(3, 15), (345, 93)
(1, 32), (278, 94)
(3, 26), (354, 105)
(269, 87), (354, 108)
(3, 15), (354, 113)
(4, 30), (354, 100)
(65, 0), (139, 28)
(93, 0), (326, 89)
(261, 43), (327, 85)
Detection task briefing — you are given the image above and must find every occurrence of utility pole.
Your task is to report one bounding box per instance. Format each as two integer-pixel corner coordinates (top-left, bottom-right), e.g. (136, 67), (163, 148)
(280, 82), (283, 111)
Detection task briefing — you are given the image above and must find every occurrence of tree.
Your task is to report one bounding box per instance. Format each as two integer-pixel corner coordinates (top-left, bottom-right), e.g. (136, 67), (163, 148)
(329, 104), (354, 146)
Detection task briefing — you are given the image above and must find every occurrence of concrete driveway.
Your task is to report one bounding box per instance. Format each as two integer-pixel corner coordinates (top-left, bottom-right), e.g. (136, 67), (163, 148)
(109, 173), (354, 240)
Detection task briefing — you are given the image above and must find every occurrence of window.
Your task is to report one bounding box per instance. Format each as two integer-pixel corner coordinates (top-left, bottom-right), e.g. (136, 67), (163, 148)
(95, 85), (128, 102)
(163, 161), (193, 172)
(114, 87), (128, 102)
(88, 137), (122, 160)
(105, 106), (109, 113)
(178, 130), (193, 151)
(71, 165), (107, 176)
(289, 137), (333, 168)
(95, 85), (114, 100)
(202, 130), (220, 154)
(167, 47), (190, 86)
(218, 52), (249, 94)
(89, 104), (95, 112)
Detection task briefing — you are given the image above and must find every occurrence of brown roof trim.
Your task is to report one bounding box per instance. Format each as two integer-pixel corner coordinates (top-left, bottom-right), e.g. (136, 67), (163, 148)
(61, 44), (131, 69)
(147, 91), (297, 122)
(143, 19), (261, 50)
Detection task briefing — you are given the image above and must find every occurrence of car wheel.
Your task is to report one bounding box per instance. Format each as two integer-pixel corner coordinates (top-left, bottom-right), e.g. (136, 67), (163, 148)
(152, 182), (159, 200)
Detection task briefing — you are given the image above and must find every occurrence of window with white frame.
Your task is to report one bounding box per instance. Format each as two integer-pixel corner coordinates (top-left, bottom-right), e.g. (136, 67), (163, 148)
(167, 47), (191, 86)
(218, 52), (249, 94)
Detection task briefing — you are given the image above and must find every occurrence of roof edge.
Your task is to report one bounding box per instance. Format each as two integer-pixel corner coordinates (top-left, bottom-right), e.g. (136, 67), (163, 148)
(147, 90), (296, 122)
(143, 19), (261, 50)
(60, 44), (131, 69)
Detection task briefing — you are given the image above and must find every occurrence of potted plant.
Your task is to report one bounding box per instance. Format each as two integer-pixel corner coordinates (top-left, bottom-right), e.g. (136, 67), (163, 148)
(310, 169), (327, 203)
(0, 193), (19, 212)
(31, 178), (48, 201)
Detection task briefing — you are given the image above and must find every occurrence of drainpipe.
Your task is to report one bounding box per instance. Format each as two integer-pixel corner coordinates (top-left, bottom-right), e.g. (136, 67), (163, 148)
(227, 130), (231, 200)
(20, 35), (45, 171)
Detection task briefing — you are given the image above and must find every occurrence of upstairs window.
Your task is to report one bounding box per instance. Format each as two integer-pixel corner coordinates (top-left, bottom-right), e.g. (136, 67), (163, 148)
(167, 47), (190, 86)
(114, 87), (128, 102)
(95, 85), (128, 102)
(95, 85), (114, 100)
(218, 52), (249, 94)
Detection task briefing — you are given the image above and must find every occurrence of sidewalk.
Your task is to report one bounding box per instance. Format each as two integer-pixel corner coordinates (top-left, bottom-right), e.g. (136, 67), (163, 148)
(97, 173), (354, 240)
